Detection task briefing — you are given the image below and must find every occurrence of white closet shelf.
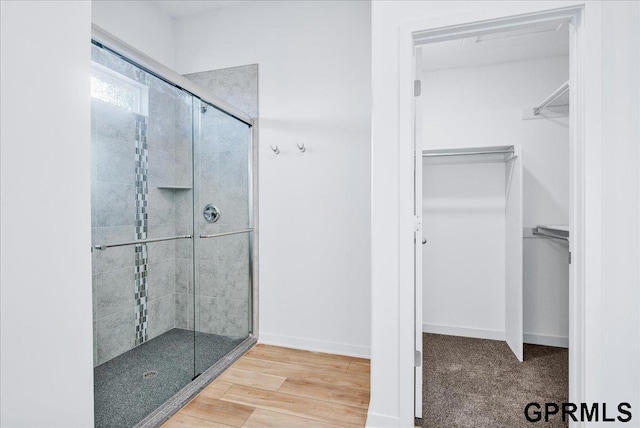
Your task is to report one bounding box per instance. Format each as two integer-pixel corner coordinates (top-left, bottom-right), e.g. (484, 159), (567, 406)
(532, 225), (569, 241)
(422, 145), (516, 165)
(523, 80), (570, 120)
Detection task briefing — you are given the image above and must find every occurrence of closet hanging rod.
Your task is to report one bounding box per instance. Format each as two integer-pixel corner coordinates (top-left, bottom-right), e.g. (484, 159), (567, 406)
(532, 227), (569, 241)
(422, 149), (514, 158)
(534, 80), (570, 115)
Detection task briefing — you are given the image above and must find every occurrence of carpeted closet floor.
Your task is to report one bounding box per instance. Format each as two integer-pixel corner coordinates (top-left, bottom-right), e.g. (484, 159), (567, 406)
(415, 333), (568, 428)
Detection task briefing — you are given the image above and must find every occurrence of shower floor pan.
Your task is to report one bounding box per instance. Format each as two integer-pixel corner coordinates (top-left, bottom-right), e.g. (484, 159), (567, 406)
(94, 328), (243, 428)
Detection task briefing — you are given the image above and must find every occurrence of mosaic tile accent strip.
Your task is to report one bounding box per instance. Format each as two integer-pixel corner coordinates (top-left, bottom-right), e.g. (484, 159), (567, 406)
(134, 113), (149, 346)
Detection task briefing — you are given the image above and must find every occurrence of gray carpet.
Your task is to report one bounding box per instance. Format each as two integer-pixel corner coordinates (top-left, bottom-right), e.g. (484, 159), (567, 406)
(416, 333), (568, 428)
(94, 328), (244, 428)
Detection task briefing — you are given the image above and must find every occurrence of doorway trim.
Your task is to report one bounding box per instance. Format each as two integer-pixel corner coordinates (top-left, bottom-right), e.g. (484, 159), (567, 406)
(398, 3), (590, 423)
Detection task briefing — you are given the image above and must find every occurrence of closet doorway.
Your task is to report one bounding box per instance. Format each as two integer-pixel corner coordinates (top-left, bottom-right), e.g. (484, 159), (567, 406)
(405, 6), (586, 425)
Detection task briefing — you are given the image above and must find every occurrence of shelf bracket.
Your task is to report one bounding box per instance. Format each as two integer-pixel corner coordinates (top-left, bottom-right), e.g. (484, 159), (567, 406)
(523, 80), (570, 120)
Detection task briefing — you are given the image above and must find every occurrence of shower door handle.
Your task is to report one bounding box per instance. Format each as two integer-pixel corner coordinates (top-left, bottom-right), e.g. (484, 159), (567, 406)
(92, 234), (193, 251)
(199, 228), (253, 239)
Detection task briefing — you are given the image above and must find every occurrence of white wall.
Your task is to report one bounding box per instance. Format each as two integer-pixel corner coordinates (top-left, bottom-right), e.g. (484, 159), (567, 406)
(421, 57), (570, 345)
(422, 58), (569, 226)
(599, 0), (640, 409)
(92, 1), (177, 69)
(173, 1), (372, 357)
(422, 162), (507, 339)
(371, 1), (640, 426)
(0, 1), (94, 426)
(523, 238), (569, 346)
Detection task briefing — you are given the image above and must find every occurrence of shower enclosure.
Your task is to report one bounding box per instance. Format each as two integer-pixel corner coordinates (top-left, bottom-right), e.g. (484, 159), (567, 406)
(90, 28), (256, 427)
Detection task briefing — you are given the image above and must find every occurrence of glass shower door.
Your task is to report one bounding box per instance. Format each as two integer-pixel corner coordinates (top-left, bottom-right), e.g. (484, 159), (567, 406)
(193, 100), (253, 376)
(91, 39), (254, 426)
(91, 43), (195, 427)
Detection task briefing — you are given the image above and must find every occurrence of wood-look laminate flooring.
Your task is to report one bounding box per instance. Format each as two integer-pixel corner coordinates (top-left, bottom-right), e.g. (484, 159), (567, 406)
(163, 344), (370, 428)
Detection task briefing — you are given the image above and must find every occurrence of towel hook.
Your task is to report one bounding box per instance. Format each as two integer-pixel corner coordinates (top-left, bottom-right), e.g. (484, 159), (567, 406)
(297, 143), (306, 153)
(271, 145), (280, 154)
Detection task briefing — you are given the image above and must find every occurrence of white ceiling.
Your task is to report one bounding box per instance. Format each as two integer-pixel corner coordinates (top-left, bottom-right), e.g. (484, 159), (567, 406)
(153, 2), (568, 71)
(155, 1), (249, 18)
(421, 21), (570, 72)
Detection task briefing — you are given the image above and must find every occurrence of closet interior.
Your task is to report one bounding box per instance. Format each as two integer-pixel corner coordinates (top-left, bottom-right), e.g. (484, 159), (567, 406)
(419, 20), (571, 372)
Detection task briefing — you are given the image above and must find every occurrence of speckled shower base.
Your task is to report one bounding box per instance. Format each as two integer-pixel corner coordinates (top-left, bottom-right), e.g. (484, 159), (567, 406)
(415, 333), (569, 428)
(94, 328), (244, 428)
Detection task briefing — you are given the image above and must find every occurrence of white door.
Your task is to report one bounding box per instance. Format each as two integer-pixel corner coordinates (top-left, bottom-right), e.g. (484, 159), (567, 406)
(413, 46), (424, 419)
(505, 145), (523, 361)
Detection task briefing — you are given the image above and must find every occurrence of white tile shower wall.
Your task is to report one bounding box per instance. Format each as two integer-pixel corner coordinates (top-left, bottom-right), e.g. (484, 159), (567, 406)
(183, 65), (256, 339)
(169, 82), (195, 335)
(91, 97), (138, 366)
(194, 116), (250, 338)
(143, 74), (193, 344)
(91, 47), (193, 365)
(145, 75), (178, 345)
(184, 65), (258, 118)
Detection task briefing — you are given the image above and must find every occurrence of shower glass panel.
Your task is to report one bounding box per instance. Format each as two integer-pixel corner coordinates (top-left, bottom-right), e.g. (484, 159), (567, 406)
(91, 44), (196, 427)
(91, 41), (253, 427)
(193, 101), (253, 375)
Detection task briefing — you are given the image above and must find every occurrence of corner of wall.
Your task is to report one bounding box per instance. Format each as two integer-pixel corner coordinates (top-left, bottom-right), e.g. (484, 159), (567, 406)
(259, 332), (370, 359)
(91, 0), (178, 69)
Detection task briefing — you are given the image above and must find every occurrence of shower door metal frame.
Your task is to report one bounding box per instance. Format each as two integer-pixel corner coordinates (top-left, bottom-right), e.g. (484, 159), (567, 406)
(91, 24), (259, 427)
(92, 25), (253, 127)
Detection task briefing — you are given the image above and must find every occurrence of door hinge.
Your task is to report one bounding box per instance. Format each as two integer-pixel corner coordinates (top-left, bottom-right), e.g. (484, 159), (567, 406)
(414, 80), (421, 97)
(569, 251), (572, 264)
(415, 350), (422, 367)
(414, 215), (422, 232)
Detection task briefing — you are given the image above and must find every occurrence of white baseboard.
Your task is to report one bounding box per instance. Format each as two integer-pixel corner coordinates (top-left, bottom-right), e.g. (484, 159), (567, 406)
(365, 412), (400, 427)
(258, 332), (370, 359)
(421, 324), (568, 348)
(523, 333), (568, 348)
(422, 323), (505, 341)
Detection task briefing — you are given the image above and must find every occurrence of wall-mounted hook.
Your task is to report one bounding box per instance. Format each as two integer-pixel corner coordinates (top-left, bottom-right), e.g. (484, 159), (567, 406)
(297, 143), (306, 153)
(271, 145), (280, 154)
